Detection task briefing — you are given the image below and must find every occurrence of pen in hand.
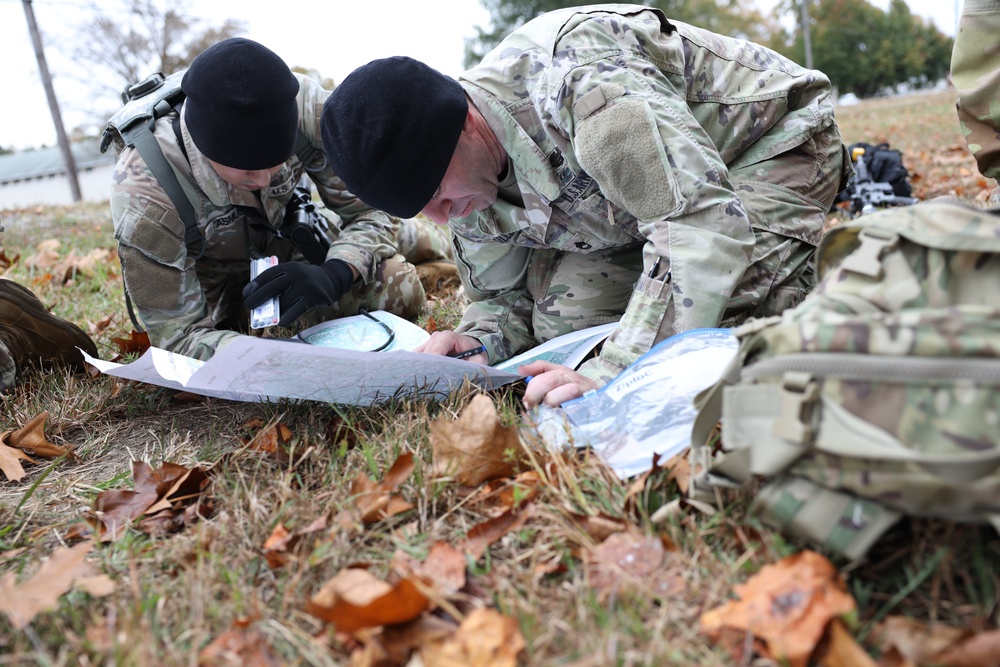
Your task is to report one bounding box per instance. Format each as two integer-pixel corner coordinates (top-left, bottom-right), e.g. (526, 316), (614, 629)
(447, 345), (487, 360)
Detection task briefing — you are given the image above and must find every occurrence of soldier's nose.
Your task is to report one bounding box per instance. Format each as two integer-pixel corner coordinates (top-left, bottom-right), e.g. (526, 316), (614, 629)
(421, 201), (450, 225)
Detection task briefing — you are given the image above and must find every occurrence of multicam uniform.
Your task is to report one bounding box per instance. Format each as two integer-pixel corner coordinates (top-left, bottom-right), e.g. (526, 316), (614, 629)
(951, 0), (1000, 194)
(110, 73), (451, 360)
(449, 4), (849, 385)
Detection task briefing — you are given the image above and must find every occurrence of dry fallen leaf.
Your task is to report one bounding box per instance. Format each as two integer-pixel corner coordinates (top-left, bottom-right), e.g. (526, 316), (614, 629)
(470, 470), (543, 511)
(936, 630), (1000, 667)
(0, 541), (114, 630)
(0, 439), (35, 481)
(872, 616), (1000, 667)
(373, 615), (458, 665)
(90, 460), (213, 541)
(872, 615), (969, 665)
(462, 502), (536, 561)
(260, 515), (327, 570)
(51, 248), (115, 284)
(391, 541), (467, 599)
(817, 618), (877, 667)
(333, 452), (417, 531)
(306, 567), (430, 633)
(0, 249), (20, 271)
(570, 513), (631, 543)
(2, 411), (76, 459)
(429, 394), (524, 486)
(24, 239), (60, 271)
(198, 618), (281, 667)
(420, 608), (526, 667)
(700, 550), (857, 667)
(245, 421), (294, 460)
(584, 529), (683, 602)
(110, 330), (150, 358)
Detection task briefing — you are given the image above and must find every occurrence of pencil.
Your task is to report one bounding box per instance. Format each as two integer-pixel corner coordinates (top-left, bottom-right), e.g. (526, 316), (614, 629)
(447, 345), (486, 360)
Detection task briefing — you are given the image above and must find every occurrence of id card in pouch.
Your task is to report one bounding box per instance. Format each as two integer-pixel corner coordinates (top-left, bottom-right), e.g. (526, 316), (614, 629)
(250, 256), (280, 329)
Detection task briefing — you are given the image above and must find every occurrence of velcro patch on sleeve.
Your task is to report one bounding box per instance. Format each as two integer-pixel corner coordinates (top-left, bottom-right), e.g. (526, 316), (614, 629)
(576, 96), (682, 221)
(120, 245), (183, 312)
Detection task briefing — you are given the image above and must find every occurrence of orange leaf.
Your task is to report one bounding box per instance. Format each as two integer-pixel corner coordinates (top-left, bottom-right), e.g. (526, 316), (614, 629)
(259, 514), (328, 570)
(818, 619), (876, 667)
(391, 541), (467, 598)
(110, 330), (150, 357)
(3, 412), (75, 459)
(700, 550), (856, 667)
(470, 471), (542, 511)
(0, 439), (34, 481)
(306, 568), (430, 633)
(419, 608), (526, 667)
(0, 541), (114, 630)
(245, 422), (293, 457)
(351, 452), (415, 525)
(462, 502), (536, 561)
(199, 620), (281, 667)
(429, 394), (524, 486)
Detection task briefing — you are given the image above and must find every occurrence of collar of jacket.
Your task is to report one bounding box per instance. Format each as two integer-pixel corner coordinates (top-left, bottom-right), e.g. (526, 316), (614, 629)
(460, 80), (563, 203)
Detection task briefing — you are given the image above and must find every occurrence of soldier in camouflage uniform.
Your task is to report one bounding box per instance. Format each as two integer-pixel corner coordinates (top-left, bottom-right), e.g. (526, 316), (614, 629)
(0, 279), (97, 393)
(951, 0), (1000, 202)
(110, 38), (453, 361)
(321, 4), (850, 407)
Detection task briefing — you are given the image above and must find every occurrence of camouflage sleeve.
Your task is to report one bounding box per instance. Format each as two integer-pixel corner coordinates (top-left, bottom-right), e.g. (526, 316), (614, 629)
(563, 53), (755, 383)
(296, 74), (399, 284)
(450, 236), (538, 363)
(951, 0), (1000, 181)
(110, 149), (241, 361)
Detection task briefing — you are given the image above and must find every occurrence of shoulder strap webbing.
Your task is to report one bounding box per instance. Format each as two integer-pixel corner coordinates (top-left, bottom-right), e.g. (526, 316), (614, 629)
(122, 100), (205, 260)
(132, 133), (204, 260)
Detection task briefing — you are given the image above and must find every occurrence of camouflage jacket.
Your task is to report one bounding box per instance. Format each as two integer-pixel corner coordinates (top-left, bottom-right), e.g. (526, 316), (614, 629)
(450, 3), (836, 383)
(110, 74), (399, 359)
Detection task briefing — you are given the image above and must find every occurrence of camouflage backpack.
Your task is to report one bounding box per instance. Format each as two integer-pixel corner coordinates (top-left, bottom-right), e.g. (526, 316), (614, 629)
(689, 201), (1000, 560)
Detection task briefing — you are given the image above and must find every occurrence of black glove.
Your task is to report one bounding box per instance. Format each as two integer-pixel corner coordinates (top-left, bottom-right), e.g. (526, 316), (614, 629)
(242, 259), (354, 327)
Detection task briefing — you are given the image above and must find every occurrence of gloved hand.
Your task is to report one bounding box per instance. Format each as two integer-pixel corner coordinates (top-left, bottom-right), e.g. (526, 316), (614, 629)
(243, 259), (354, 327)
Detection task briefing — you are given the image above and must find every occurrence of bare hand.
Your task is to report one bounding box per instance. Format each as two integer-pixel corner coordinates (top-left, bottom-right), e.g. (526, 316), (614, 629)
(414, 331), (488, 363)
(519, 360), (598, 408)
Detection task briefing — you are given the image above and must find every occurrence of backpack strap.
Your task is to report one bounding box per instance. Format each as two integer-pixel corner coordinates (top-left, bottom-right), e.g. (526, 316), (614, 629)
(754, 476), (903, 560)
(120, 100), (206, 261)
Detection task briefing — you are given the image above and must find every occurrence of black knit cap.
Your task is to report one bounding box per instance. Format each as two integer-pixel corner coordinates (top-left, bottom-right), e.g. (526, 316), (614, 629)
(321, 56), (468, 218)
(181, 38), (300, 170)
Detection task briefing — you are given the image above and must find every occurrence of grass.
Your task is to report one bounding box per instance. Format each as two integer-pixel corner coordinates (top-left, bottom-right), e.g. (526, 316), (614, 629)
(1, 88), (998, 666)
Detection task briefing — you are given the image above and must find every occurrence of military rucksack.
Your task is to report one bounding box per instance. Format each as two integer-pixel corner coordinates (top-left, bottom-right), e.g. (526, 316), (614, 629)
(834, 141), (918, 217)
(689, 201), (1000, 560)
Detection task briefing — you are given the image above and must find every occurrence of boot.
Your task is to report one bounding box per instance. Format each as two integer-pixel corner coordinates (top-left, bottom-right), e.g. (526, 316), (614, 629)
(0, 279), (98, 372)
(414, 261), (460, 295)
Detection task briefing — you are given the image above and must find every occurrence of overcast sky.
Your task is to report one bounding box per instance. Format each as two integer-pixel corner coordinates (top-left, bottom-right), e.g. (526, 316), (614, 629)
(1, 0), (960, 151)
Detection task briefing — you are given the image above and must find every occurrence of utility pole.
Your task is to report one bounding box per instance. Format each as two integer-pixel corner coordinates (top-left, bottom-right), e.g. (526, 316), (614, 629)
(22, 0), (81, 202)
(801, 0), (813, 69)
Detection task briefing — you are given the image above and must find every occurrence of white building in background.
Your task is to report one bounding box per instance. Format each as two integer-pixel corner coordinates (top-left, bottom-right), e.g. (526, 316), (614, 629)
(0, 139), (114, 209)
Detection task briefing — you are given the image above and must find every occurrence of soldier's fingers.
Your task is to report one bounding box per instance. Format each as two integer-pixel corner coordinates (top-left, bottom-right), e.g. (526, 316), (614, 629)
(518, 360), (562, 377)
(542, 383), (585, 408)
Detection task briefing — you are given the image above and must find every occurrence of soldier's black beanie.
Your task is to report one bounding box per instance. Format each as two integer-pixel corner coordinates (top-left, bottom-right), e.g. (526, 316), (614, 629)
(182, 38), (300, 170)
(321, 56), (468, 218)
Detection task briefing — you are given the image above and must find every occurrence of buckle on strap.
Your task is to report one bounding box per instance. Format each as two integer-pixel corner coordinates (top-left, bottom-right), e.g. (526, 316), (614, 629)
(772, 371), (820, 444)
(839, 227), (900, 279)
